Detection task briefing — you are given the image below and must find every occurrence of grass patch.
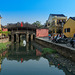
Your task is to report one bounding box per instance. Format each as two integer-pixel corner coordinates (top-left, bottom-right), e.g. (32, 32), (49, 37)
(42, 48), (57, 55)
(0, 42), (11, 53)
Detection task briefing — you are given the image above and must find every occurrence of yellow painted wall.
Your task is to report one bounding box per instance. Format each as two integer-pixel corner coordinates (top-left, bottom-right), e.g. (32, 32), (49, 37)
(0, 17), (2, 36)
(0, 28), (2, 36)
(63, 18), (75, 37)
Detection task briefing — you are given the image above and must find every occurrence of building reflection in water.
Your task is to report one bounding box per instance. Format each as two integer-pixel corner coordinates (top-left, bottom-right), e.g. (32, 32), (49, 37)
(36, 49), (42, 56)
(0, 51), (8, 72)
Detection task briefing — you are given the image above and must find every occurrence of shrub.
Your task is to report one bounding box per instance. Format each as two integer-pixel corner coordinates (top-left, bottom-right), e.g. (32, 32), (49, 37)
(42, 48), (57, 55)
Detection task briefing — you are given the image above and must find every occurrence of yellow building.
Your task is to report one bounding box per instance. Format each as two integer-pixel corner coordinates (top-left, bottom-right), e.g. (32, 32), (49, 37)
(47, 14), (67, 34)
(0, 15), (2, 36)
(63, 17), (75, 37)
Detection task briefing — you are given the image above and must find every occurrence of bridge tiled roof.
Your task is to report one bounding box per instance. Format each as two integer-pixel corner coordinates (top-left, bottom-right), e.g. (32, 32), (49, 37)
(7, 22), (38, 29)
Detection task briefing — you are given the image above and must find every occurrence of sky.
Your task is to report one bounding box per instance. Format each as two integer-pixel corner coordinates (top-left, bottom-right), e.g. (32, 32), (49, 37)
(0, 0), (75, 25)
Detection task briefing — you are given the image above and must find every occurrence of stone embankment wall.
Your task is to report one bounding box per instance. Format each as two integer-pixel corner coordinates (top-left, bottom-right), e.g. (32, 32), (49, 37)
(35, 38), (75, 62)
(0, 38), (9, 43)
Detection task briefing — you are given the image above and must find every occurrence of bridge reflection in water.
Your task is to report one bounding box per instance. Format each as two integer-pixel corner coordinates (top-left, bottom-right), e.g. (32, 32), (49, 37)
(0, 42), (75, 75)
(7, 43), (42, 61)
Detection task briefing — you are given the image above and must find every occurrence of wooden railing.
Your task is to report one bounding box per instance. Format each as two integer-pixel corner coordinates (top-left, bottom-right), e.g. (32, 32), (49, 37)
(0, 36), (8, 39)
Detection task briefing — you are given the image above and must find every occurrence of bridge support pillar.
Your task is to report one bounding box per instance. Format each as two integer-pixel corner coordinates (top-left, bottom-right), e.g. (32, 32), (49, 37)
(11, 34), (14, 42)
(16, 34), (19, 43)
(26, 33), (29, 42)
(31, 34), (33, 41)
(20, 35), (22, 42)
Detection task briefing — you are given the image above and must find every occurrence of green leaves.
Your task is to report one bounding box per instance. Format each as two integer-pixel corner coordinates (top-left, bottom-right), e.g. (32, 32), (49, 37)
(0, 31), (11, 36)
(0, 30), (2, 33)
(32, 21), (42, 27)
(0, 42), (11, 53)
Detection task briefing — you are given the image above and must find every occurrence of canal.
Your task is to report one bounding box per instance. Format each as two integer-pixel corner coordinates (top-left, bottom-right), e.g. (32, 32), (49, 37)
(0, 42), (75, 75)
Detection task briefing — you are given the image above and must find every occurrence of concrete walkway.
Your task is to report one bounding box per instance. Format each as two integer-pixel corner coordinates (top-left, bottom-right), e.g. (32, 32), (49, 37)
(37, 37), (75, 51)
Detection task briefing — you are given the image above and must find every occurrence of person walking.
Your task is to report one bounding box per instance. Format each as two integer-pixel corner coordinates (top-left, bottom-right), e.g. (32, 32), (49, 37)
(48, 33), (51, 40)
(73, 33), (75, 38)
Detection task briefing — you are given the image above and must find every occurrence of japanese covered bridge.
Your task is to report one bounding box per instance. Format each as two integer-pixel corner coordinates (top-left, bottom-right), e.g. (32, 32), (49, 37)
(7, 22), (37, 43)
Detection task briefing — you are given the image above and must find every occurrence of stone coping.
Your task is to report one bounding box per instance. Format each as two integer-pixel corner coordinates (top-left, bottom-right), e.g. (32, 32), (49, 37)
(36, 37), (75, 51)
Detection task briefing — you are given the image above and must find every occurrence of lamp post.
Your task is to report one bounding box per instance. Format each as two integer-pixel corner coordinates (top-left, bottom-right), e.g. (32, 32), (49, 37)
(62, 22), (64, 33)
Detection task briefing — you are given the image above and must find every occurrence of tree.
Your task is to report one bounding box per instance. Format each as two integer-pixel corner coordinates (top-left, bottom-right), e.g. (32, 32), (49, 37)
(0, 30), (10, 37)
(32, 21), (41, 27)
(2, 31), (11, 36)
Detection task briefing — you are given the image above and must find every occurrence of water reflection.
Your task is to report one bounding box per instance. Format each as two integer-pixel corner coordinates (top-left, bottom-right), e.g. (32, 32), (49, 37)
(36, 49), (42, 56)
(46, 54), (75, 75)
(0, 56), (1, 72)
(0, 42), (75, 75)
(0, 50), (8, 72)
(7, 43), (41, 62)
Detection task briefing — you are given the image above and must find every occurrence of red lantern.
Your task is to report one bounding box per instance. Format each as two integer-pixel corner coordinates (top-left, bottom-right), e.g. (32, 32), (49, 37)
(21, 22), (23, 27)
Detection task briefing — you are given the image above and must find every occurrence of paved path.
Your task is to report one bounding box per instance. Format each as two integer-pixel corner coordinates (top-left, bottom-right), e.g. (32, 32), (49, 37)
(37, 37), (75, 51)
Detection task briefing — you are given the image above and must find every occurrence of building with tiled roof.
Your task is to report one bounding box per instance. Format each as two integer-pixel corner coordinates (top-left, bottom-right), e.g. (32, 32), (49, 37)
(46, 14), (67, 34)
(63, 17), (75, 37)
(70, 17), (75, 21)
(50, 14), (66, 17)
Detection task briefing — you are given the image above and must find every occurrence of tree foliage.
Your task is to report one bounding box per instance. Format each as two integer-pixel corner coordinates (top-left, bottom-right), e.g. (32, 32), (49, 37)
(0, 30), (10, 36)
(32, 21), (42, 27)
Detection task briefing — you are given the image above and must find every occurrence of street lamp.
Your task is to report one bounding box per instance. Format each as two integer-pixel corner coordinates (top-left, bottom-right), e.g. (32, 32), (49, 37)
(62, 22), (64, 33)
